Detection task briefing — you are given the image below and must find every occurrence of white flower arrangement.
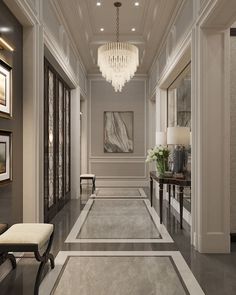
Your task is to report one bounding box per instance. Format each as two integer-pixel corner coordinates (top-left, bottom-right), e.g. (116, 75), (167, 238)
(146, 145), (170, 175)
(146, 146), (170, 163)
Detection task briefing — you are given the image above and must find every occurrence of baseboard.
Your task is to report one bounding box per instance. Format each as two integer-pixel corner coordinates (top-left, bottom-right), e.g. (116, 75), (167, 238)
(197, 233), (230, 253)
(95, 180), (149, 187)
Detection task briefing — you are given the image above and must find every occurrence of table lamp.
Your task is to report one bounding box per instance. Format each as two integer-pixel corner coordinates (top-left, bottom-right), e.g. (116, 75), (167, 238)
(156, 131), (167, 146)
(167, 127), (190, 173)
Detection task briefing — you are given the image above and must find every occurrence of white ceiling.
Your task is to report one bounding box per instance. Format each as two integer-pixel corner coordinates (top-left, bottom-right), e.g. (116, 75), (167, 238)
(57, 0), (182, 74)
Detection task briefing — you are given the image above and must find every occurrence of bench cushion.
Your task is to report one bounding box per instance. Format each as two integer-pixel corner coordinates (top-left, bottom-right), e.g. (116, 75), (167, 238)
(80, 174), (95, 178)
(0, 223), (53, 249)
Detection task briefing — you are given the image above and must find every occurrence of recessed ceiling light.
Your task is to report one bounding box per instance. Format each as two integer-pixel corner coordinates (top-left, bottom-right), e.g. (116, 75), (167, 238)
(131, 28), (136, 32)
(134, 2), (140, 6)
(100, 28), (104, 32)
(96, 2), (101, 6)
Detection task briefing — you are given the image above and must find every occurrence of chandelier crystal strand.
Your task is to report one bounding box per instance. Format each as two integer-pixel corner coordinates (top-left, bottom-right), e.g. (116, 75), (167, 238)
(97, 2), (139, 92)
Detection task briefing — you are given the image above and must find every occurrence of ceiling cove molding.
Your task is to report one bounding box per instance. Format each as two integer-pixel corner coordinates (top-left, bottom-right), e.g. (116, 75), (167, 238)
(4, 0), (41, 26)
(50, 0), (87, 77)
(148, 0), (185, 78)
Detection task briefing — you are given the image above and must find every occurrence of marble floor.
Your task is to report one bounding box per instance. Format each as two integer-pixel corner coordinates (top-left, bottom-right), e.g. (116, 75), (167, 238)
(1, 186), (236, 294)
(65, 198), (173, 243)
(40, 252), (204, 295)
(94, 187), (146, 197)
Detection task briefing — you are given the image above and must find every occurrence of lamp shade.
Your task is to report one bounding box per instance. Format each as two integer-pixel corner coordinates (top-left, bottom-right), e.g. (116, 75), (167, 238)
(167, 127), (190, 146)
(156, 131), (167, 145)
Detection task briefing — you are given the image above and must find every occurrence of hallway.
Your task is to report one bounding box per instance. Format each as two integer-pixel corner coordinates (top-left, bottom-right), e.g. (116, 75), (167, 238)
(1, 187), (236, 294)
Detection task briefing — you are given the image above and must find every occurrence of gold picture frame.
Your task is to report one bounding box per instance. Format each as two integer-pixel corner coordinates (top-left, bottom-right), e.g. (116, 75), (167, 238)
(0, 130), (12, 184)
(0, 60), (12, 118)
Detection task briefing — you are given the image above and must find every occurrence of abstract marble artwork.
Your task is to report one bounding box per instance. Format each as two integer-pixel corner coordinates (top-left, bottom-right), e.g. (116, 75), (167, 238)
(65, 199), (173, 243)
(104, 111), (133, 153)
(40, 251), (205, 295)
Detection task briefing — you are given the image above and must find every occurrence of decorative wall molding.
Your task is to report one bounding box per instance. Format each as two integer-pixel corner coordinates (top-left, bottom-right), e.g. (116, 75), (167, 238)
(50, 0), (86, 73)
(89, 156), (146, 160)
(47, 0), (87, 95)
(148, 0), (194, 96)
(88, 78), (148, 184)
(89, 160), (147, 179)
(44, 28), (78, 88)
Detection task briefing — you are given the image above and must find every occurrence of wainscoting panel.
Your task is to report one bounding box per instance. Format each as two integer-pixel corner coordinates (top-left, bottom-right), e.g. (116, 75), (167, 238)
(90, 161), (146, 179)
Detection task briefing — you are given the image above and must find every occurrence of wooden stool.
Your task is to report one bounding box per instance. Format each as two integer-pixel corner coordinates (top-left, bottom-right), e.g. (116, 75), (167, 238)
(0, 223), (55, 295)
(80, 174), (96, 194)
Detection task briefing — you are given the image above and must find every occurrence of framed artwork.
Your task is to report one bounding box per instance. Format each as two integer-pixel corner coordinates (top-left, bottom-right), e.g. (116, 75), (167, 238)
(0, 60), (12, 118)
(104, 111), (134, 153)
(0, 131), (12, 183)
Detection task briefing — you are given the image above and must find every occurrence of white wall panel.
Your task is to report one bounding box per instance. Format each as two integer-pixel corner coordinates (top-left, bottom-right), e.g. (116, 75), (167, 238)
(89, 78), (147, 185)
(90, 162), (146, 178)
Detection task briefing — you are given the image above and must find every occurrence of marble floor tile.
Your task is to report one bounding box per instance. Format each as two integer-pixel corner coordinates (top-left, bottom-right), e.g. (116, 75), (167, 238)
(40, 251), (204, 295)
(2, 187), (236, 295)
(65, 199), (173, 243)
(93, 187), (146, 198)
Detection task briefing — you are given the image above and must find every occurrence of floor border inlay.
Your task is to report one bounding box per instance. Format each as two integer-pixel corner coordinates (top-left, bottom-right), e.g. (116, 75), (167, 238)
(40, 251), (205, 295)
(65, 198), (173, 243)
(91, 187), (147, 199)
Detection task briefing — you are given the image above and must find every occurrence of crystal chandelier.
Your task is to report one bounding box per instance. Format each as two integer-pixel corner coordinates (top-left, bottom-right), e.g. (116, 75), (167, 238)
(97, 2), (139, 92)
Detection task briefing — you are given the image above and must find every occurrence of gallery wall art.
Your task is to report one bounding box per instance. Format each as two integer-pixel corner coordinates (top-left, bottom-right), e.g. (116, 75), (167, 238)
(104, 111), (133, 153)
(0, 60), (12, 118)
(0, 131), (12, 183)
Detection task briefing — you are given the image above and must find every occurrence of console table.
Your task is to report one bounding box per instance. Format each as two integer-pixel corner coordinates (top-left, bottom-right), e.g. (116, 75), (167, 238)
(150, 171), (191, 229)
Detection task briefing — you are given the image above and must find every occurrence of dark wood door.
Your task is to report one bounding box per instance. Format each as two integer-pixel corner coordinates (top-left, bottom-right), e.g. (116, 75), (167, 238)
(44, 59), (71, 222)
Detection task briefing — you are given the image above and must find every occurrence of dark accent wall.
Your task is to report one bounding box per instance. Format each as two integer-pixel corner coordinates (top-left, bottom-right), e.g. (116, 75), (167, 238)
(0, 2), (23, 225)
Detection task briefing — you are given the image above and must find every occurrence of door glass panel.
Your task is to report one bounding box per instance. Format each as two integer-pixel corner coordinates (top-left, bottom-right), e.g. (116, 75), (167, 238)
(58, 81), (64, 199)
(48, 70), (54, 208)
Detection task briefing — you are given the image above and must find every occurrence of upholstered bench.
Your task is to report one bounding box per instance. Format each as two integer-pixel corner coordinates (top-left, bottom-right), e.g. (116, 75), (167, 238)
(80, 174), (96, 194)
(0, 223), (55, 295)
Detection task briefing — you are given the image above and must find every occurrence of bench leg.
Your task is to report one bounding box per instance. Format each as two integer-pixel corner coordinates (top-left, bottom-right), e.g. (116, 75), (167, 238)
(92, 178), (96, 194)
(34, 231), (55, 295)
(0, 252), (16, 269)
(7, 253), (16, 269)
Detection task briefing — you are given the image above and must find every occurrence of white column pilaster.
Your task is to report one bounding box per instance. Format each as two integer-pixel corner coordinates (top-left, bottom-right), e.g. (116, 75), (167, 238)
(192, 24), (230, 253)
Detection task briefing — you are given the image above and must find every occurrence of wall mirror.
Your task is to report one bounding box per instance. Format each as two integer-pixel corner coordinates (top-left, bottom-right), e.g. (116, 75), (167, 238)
(167, 63), (191, 214)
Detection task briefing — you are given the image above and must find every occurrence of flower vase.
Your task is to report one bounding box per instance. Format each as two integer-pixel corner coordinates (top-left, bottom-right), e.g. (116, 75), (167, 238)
(156, 159), (167, 177)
